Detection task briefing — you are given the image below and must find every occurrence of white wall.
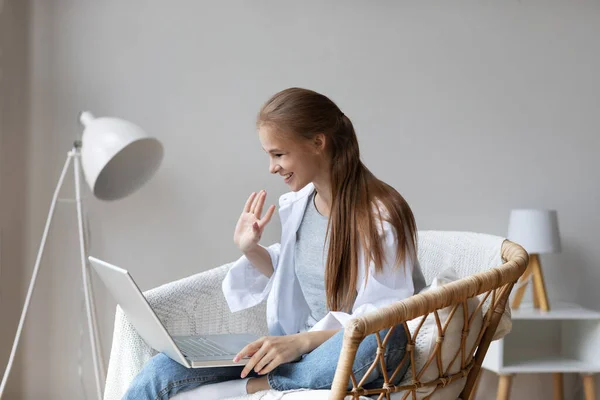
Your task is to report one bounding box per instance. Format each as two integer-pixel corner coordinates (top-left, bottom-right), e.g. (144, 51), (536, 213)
(3, 1), (600, 398)
(0, 0), (28, 397)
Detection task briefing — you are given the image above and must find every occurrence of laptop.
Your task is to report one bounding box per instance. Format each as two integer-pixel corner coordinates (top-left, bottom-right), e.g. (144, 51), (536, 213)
(89, 256), (260, 368)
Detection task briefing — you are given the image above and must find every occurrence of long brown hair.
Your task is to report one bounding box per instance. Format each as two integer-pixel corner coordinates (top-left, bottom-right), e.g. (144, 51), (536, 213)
(258, 88), (418, 312)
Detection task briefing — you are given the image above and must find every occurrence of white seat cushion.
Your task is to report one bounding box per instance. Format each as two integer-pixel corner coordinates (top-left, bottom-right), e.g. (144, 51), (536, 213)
(390, 267), (483, 399)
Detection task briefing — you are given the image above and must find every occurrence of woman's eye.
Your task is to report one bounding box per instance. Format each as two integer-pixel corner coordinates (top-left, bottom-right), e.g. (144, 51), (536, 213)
(274, 154), (283, 158)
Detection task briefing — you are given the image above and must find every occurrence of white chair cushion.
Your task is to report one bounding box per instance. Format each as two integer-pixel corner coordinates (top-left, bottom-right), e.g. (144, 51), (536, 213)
(390, 267), (483, 399)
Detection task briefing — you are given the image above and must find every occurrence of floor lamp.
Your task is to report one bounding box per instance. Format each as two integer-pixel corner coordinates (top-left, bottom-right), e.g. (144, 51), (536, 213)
(0, 112), (163, 400)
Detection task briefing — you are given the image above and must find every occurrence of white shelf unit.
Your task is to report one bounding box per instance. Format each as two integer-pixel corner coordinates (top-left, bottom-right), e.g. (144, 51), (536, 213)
(483, 302), (600, 374)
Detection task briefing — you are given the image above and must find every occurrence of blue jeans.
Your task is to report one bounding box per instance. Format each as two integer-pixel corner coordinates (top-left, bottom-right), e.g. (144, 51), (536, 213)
(123, 325), (408, 400)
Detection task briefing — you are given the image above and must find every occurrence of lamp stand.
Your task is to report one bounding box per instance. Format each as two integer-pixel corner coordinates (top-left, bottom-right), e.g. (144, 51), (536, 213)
(0, 144), (105, 400)
(511, 253), (550, 312)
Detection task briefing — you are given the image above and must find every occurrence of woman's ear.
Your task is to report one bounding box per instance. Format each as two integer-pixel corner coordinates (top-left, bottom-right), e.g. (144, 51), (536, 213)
(313, 133), (326, 153)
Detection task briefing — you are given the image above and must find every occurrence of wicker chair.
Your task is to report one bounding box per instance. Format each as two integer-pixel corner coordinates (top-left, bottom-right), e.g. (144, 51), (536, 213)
(330, 235), (527, 400)
(102, 231), (527, 400)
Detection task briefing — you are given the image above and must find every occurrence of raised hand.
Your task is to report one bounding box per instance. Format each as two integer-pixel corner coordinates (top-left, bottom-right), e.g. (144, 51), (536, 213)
(234, 190), (276, 253)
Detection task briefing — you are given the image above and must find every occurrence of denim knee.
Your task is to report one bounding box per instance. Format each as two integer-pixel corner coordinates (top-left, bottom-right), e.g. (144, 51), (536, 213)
(123, 353), (248, 400)
(267, 325), (408, 392)
(123, 353), (219, 400)
(123, 353), (177, 400)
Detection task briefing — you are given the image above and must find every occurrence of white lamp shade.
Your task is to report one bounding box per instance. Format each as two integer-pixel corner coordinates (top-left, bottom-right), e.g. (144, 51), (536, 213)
(507, 209), (561, 254)
(79, 112), (164, 201)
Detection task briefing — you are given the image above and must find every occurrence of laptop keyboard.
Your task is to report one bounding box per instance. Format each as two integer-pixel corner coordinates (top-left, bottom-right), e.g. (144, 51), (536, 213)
(175, 337), (233, 358)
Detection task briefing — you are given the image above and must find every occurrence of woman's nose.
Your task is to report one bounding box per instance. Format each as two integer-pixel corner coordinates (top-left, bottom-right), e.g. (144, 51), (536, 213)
(269, 160), (279, 174)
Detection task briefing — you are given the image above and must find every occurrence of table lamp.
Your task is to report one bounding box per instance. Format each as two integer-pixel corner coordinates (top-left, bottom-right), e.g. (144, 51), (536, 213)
(0, 112), (163, 400)
(508, 209), (561, 312)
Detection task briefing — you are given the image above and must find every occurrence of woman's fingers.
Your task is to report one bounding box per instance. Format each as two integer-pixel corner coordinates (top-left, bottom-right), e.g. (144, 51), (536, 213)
(244, 192), (257, 213)
(241, 345), (268, 379)
(255, 191), (266, 219)
(257, 355), (280, 375)
(250, 191), (261, 214)
(259, 205), (276, 228)
(234, 337), (264, 363)
(254, 350), (277, 374)
(244, 191), (274, 230)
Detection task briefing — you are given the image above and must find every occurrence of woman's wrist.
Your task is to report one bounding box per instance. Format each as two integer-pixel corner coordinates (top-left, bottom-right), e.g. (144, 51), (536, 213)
(241, 244), (274, 277)
(295, 332), (312, 355)
(296, 329), (340, 354)
(241, 243), (260, 255)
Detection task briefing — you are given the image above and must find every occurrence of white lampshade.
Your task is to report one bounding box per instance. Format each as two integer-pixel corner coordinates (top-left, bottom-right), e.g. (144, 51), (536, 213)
(507, 209), (561, 254)
(79, 111), (163, 201)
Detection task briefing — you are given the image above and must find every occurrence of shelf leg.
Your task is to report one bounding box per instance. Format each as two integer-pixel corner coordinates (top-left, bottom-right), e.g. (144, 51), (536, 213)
(497, 374), (513, 400)
(552, 373), (563, 400)
(583, 374), (596, 400)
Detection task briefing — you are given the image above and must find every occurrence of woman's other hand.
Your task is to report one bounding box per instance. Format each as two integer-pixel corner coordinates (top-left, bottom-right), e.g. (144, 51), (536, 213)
(234, 334), (308, 378)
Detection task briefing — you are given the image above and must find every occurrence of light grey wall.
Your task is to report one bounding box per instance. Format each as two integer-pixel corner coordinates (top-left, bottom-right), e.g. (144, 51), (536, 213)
(0, 0), (29, 397)
(3, 0), (599, 398)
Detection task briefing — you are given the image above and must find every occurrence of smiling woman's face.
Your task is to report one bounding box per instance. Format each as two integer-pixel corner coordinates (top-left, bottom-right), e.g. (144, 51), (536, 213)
(258, 125), (323, 192)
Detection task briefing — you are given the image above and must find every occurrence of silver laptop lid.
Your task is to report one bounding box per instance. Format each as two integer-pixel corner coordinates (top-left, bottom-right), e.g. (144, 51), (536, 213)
(88, 256), (189, 367)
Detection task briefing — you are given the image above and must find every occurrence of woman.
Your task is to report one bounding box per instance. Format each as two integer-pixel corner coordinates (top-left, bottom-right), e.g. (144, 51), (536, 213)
(124, 88), (425, 400)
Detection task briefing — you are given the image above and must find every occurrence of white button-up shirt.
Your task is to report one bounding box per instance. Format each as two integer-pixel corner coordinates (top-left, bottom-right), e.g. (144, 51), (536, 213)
(222, 183), (425, 336)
